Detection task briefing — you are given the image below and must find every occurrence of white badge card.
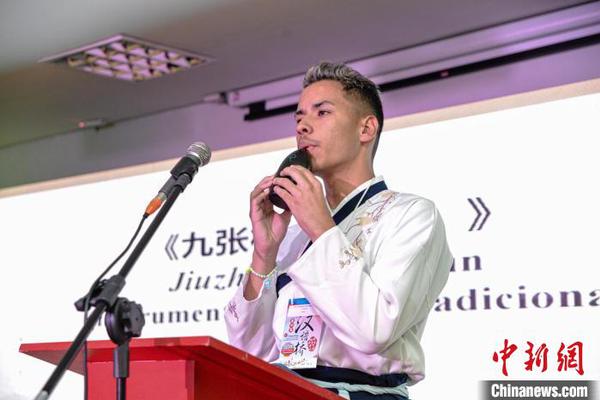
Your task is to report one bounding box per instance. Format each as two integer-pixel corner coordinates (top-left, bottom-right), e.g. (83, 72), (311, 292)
(277, 298), (323, 369)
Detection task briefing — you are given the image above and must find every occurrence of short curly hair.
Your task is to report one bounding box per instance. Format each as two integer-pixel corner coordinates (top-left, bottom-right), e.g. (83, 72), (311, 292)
(303, 61), (384, 159)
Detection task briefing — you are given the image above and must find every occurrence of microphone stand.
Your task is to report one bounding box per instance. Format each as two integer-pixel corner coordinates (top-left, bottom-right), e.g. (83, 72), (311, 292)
(34, 174), (192, 400)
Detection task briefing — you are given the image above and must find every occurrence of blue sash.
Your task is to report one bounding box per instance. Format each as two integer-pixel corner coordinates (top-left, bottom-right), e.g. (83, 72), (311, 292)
(276, 180), (388, 297)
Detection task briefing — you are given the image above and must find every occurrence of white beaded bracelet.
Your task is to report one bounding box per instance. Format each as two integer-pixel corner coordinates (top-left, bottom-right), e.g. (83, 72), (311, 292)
(246, 265), (277, 279)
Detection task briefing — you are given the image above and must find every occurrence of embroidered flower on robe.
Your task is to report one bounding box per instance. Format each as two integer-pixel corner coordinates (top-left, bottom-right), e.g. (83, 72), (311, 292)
(227, 301), (239, 322)
(339, 241), (363, 269)
(339, 191), (399, 269)
(358, 214), (373, 226)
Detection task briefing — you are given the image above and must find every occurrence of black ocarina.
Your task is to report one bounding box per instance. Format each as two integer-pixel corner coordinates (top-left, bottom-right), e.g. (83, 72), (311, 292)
(268, 148), (312, 210)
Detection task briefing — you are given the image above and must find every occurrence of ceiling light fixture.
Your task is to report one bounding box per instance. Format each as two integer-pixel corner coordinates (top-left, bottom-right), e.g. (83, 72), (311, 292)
(224, 2), (600, 118)
(40, 34), (213, 82)
(77, 118), (112, 130)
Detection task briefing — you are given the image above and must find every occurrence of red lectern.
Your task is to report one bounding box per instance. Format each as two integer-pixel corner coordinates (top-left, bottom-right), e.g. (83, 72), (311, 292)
(20, 336), (341, 400)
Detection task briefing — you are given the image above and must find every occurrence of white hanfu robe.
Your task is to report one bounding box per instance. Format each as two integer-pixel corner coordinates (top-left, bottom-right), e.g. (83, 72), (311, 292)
(225, 176), (452, 386)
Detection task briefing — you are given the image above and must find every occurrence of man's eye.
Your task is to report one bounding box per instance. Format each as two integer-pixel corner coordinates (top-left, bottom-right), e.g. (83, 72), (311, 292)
(318, 110), (330, 116)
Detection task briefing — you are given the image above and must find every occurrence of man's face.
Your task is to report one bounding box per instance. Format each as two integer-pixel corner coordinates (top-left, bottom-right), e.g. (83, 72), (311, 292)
(295, 80), (364, 176)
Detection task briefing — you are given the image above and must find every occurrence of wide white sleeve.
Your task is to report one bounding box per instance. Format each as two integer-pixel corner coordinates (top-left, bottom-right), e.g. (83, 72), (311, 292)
(224, 225), (306, 361)
(286, 198), (452, 355)
(224, 272), (280, 361)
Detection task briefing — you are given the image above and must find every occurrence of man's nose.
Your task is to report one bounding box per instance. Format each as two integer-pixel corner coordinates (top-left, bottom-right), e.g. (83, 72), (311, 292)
(296, 120), (312, 136)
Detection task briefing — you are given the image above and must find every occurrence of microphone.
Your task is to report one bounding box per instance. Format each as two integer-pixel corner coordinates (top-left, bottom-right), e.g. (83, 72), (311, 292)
(145, 142), (211, 216)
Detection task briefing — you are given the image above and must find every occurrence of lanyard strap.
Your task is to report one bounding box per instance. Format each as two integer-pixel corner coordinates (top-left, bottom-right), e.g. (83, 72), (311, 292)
(276, 180), (387, 297)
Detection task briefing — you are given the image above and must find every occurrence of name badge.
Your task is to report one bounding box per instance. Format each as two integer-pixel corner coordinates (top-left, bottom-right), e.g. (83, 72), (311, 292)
(277, 298), (323, 369)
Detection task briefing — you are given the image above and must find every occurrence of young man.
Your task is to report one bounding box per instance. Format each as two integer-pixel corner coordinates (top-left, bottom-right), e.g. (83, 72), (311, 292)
(225, 62), (452, 399)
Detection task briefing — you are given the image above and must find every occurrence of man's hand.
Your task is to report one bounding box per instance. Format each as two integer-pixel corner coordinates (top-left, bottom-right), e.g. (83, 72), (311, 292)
(273, 165), (335, 242)
(249, 175), (292, 272)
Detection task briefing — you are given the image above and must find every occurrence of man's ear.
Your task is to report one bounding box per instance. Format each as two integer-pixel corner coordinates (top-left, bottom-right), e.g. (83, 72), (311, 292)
(359, 115), (378, 144)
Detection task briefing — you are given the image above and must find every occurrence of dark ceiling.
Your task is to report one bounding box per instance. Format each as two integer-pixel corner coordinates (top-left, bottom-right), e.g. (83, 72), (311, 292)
(0, 0), (591, 149)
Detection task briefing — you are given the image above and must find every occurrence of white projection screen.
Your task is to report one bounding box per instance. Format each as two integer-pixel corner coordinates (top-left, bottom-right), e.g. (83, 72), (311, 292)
(0, 79), (598, 399)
